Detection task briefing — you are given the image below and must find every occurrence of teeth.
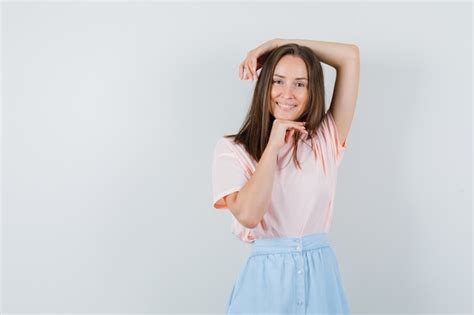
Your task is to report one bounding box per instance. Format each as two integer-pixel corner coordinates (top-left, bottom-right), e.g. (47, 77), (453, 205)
(277, 102), (296, 109)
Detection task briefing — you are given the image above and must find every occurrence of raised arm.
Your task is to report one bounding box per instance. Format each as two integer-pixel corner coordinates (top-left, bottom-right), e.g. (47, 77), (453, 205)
(274, 38), (358, 70)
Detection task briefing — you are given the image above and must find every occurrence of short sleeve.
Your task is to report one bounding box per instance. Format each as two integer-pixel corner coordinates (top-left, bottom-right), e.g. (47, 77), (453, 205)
(322, 110), (348, 166)
(211, 137), (249, 210)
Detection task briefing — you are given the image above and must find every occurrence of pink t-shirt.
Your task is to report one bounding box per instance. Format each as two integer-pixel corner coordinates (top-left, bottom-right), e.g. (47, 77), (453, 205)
(211, 110), (347, 243)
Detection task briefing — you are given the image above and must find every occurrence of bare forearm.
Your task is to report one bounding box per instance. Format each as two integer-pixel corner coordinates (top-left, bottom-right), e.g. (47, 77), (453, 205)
(236, 145), (279, 227)
(276, 38), (359, 70)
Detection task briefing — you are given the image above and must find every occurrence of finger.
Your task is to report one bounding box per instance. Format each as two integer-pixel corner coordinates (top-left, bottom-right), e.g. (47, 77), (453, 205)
(246, 64), (252, 80)
(253, 60), (259, 79)
(291, 124), (306, 130)
(289, 124), (308, 134)
(285, 121), (306, 127)
(240, 63), (245, 80)
(298, 126), (309, 134)
(293, 128), (308, 135)
(241, 63), (247, 80)
(250, 59), (256, 79)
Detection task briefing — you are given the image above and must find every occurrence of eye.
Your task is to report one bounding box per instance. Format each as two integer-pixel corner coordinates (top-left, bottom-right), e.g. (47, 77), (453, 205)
(272, 80), (282, 84)
(296, 82), (305, 87)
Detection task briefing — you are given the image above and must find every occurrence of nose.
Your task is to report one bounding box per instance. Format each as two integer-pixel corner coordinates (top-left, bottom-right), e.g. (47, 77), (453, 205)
(282, 84), (295, 98)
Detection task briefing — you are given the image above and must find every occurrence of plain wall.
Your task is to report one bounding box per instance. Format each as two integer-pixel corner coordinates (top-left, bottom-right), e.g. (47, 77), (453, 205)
(1, 2), (472, 313)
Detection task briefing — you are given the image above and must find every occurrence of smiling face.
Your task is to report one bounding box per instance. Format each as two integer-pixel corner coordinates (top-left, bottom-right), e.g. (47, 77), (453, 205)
(270, 55), (309, 120)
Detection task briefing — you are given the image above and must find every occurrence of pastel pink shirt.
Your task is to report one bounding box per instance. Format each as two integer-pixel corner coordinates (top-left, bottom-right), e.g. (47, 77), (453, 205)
(211, 110), (347, 243)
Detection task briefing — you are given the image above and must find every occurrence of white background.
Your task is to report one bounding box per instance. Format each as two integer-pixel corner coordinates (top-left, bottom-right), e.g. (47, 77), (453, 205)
(1, 1), (472, 314)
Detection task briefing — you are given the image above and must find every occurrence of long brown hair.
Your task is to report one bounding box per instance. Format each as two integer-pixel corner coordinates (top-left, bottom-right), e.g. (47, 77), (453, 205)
(224, 43), (326, 170)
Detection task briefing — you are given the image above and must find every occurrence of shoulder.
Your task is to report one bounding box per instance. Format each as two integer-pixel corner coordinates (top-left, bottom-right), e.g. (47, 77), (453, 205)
(214, 135), (238, 155)
(215, 135), (237, 147)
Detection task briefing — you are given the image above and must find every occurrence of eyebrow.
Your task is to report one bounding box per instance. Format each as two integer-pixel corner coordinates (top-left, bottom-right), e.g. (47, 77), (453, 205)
(273, 74), (308, 81)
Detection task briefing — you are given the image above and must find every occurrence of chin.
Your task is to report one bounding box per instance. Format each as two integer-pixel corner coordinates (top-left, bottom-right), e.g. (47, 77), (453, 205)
(275, 114), (298, 121)
(272, 107), (300, 121)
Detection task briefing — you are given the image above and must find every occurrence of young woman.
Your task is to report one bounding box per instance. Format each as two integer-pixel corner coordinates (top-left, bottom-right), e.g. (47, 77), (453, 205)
(212, 38), (359, 314)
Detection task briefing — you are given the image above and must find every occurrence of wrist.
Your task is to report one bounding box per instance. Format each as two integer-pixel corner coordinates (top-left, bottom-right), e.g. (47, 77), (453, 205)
(264, 143), (280, 157)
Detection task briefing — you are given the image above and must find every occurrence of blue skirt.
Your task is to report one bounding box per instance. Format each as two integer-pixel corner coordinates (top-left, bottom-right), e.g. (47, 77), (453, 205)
(225, 232), (351, 314)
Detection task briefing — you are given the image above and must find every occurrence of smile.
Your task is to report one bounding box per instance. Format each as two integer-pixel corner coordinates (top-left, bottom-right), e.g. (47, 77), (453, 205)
(277, 102), (297, 110)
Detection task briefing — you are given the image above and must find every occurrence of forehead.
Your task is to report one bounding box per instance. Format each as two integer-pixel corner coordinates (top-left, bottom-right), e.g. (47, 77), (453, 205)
(273, 55), (307, 79)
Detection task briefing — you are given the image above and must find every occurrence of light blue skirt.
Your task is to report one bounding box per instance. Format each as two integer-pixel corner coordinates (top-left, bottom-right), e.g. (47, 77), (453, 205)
(225, 232), (351, 314)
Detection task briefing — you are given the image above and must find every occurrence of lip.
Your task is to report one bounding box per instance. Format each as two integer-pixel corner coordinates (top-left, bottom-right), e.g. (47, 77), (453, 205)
(277, 102), (297, 111)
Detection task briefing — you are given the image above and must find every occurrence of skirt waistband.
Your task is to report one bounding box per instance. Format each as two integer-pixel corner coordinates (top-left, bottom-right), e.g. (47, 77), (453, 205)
(250, 232), (330, 256)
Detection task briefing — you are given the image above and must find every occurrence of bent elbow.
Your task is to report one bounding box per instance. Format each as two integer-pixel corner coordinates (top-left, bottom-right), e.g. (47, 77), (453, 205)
(240, 217), (258, 229)
(238, 210), (260, 229)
